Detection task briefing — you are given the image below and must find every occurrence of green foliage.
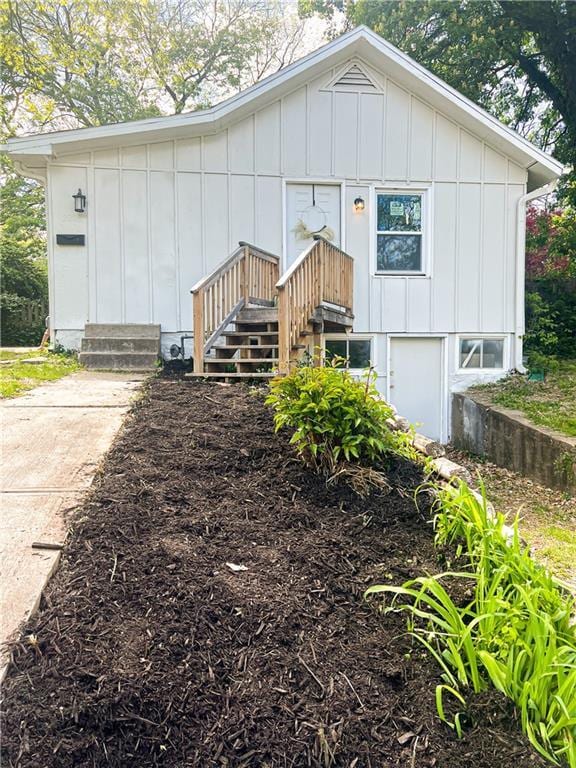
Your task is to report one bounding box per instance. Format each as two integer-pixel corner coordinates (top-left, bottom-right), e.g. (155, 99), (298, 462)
(526, 205), (576, 280)
(525, 281), (576, 362)
(0, 158), (48, 345)
(524, 203), (576, 362)
(367, 481), (576, 767)
(266, 364), (415, 475)
(1, 0), (309, 132)
(525, 292), (560, 362)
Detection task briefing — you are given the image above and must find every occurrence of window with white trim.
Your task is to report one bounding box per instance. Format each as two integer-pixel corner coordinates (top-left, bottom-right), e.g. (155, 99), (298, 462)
(376, 192), (424, 273)
(325, 336), (373, 370)
(459, 337), (505, 370)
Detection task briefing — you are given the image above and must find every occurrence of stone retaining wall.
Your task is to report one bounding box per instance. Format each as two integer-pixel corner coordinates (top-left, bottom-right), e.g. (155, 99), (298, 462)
(452, 392), (576, 492)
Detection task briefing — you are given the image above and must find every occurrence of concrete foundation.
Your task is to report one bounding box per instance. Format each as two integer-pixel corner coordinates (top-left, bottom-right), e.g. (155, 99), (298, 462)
(452, 392), (576, 491)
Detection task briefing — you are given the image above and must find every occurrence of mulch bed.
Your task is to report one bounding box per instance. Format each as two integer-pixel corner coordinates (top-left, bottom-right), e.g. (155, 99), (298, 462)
(1, 378), (548, 767)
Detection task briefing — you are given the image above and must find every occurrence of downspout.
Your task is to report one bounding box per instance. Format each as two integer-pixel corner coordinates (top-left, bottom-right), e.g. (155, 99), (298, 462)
(514, 178), (558, 373)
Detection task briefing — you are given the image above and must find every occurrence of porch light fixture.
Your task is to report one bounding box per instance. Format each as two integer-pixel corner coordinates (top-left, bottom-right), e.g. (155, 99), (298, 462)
(353, 196), (365, 212)
(72, 188), (86, 213)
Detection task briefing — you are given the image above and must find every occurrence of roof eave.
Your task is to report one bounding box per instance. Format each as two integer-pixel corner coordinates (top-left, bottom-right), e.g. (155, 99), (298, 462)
(3, 25), (564, 183)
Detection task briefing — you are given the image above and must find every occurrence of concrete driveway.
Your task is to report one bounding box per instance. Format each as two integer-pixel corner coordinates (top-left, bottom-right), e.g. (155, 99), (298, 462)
(0, 371), (147, 677)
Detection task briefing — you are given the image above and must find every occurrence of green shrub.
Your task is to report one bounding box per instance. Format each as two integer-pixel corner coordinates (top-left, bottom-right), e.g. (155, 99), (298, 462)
(266, 365), (415, 474)
(367, 481), (576, 767)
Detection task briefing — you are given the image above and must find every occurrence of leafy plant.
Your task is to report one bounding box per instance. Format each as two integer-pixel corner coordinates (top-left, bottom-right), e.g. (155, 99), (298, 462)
(367, 481), (576, 767)
(266, 364), (416, 475)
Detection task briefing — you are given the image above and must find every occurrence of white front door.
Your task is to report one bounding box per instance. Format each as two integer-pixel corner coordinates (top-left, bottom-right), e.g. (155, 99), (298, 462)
(285, 183), (341, 267)
(388, 337), (445, 441)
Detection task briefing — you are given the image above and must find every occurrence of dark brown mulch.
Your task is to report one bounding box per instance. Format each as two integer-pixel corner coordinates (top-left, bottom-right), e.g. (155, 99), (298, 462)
(1, 378), (548, 768)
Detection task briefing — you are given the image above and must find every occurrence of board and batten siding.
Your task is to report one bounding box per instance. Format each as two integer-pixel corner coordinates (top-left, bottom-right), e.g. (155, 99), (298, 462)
(47, 59), (527, 336)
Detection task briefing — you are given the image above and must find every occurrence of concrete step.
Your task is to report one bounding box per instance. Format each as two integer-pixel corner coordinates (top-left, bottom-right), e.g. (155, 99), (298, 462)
(78, 351), (159, 370)
(81, 337), (160, 353)
(84, 323), (161, 339)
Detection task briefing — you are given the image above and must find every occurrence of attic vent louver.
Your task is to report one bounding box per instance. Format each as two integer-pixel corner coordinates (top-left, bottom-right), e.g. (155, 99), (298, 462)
(333, 64), (377, 90)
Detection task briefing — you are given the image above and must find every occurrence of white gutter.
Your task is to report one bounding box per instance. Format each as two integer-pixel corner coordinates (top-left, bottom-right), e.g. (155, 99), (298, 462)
(514, 179), (559, 372)
(13, 159), (47, 184)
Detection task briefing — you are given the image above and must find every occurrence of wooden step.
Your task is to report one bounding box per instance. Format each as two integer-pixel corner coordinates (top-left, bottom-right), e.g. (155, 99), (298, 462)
(237, 308), (278, 323)
(185, 371), (277, 379)
(213, 344), (278, 351)
(213, 348), (277, 360)
(204, 358), (279, 365)
(221, 330), (279, 337)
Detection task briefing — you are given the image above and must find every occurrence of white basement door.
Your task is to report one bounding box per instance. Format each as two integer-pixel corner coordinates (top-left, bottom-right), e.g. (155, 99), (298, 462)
(285, 183), (341, 268)
(388, 337), (444, 441)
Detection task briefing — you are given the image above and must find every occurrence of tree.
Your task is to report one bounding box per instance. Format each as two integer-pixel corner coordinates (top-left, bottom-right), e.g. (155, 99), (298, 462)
(0, 0), (310, 132)
(524, 202), (576, 360)
(300, 0), (575, 185)
(0, 157), (48, 345)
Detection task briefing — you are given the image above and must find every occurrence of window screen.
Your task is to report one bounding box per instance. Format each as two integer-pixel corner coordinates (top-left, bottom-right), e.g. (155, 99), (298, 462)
(377, 193), (423, 272)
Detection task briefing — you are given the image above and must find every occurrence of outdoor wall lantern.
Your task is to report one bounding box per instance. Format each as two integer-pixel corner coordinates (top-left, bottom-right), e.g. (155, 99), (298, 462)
(353, 196), (365, 212)
(72, 188), (87, 213)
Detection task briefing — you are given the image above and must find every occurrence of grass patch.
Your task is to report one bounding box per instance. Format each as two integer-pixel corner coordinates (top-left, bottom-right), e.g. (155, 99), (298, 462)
(472, 360), (576, 437)
(528, 526), (576, 581)
(0, 348), (43, 361)
(0, 351), (81, 397)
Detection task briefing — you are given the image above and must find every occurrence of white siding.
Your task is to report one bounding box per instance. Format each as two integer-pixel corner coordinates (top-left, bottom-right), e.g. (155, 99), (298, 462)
(150, 172), (178, 328)
(49, 60), (527, 341)
(282, 87), (307, 175)
(94, 168), (122, 322)
(255, 103), (281, 174)
(384, 82), (410, 180)
(122, 170), (149, 322)
(50, 166), (89, 328)
(359, 93), (384, 180)
(308, 75), (333, 176)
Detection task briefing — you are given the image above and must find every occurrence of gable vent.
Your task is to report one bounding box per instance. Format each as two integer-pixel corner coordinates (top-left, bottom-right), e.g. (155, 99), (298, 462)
(333, 64), (377, 90)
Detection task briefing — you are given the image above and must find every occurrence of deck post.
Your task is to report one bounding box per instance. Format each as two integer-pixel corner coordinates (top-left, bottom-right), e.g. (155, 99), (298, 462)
(277, 285), (290, 375)
(193, 289), (205, 373)
(240, 244), (250, 305)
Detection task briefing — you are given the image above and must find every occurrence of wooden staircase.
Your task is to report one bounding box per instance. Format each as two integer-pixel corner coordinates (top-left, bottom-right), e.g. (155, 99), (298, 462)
(187, 238), (353, 380)
(199, 306), (279, 378)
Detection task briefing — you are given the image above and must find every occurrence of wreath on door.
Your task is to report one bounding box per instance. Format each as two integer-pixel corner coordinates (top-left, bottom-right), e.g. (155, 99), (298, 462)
(292, 184), (335, 241)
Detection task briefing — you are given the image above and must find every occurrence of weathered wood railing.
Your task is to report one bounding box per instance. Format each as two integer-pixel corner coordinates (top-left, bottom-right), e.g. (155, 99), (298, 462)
(276, 235), (354, 374)
(191, 242), (279, 373)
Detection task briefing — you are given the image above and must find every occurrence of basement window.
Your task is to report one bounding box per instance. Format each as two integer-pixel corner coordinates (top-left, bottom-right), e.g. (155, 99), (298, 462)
(325, 336), (373, 370)
(376, 192), (424, 273)
(459, 337), (505, 370)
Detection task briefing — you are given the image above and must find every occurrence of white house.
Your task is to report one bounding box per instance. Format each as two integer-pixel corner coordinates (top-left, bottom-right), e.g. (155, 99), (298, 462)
(4, 26), (563, 441)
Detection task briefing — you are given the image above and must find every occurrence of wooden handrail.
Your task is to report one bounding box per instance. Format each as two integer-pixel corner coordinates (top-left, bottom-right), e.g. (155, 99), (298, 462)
(191, 242), (279, 373)
(276, 236), (354, 374)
